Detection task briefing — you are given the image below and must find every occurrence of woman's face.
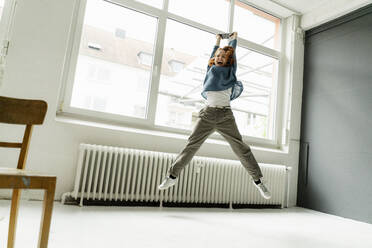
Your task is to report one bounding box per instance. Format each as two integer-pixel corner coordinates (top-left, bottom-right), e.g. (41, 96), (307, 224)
(214, 50), (227, 66)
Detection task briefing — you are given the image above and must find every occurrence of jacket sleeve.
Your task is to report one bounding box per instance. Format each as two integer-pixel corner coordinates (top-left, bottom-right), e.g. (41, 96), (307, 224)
(210, 45), (219, 59)
(207, 45), (219, 70)
(228, 39), (237, 73)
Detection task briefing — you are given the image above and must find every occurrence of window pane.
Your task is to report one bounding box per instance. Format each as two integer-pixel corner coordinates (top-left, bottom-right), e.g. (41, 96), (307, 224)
(234, 1), (280, 50)
(136, 0), (163, 9)
(70, 0), (157, 119)
(155, 20), (216, 129)
(232, 46), (278, 139)
(168, 0), (229, 31)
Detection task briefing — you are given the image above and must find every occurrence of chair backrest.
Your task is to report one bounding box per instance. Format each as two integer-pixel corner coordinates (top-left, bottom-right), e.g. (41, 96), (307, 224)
(0, 96), (48, 169)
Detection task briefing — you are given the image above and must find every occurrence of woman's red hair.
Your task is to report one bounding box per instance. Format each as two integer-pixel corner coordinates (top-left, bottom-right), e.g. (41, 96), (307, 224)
(208, 46), (235, 67)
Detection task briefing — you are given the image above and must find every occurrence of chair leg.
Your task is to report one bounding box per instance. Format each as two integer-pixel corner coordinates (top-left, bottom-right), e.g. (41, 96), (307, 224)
(38, 182), (56, 248)
(7, 189), (21, 248)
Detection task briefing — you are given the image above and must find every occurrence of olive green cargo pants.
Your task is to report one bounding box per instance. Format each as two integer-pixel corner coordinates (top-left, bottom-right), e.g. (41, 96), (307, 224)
(168, 106), (263, 181)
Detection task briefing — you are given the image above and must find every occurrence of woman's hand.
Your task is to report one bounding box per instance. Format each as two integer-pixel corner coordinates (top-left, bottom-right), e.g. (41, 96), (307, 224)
(216, 34), (222, 46)
(230, 32), (238, 40)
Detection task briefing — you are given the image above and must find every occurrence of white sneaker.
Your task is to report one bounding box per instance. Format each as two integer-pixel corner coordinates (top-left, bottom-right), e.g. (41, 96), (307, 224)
(252, 179), (272, 199)
(158, 176), (177, 190)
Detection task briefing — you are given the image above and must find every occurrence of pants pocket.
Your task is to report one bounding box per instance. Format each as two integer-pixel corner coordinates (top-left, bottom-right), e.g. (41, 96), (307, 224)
(198, 107), (207, 118)
(224, 109), (234, 120)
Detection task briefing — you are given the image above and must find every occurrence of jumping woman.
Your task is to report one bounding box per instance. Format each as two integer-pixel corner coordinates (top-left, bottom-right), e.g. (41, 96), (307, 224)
(158, 32), (271, 199)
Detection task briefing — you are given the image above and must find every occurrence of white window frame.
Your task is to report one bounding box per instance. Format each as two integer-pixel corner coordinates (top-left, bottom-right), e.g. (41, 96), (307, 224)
(59, 0), (287, 149)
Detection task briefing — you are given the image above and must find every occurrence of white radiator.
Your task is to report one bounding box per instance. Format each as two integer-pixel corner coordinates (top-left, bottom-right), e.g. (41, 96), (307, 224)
(62, 144), (290, 208)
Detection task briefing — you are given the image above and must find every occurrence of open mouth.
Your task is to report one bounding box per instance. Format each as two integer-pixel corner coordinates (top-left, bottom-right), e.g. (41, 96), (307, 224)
(217, 62), (223, 65)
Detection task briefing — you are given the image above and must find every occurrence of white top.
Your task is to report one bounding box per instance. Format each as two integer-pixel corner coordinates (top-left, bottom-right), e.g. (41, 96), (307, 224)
(206, 88), (232, 107)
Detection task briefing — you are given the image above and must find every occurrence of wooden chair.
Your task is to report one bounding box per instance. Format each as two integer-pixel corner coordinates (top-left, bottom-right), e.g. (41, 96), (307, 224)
(0, 96), (56, 248)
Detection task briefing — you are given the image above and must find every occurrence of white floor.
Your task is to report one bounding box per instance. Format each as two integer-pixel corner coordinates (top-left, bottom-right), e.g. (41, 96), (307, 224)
(1, 200), (372, 248)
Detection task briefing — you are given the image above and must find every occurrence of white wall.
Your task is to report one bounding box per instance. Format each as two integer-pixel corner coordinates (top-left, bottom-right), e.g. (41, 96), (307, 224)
(301, 0), (372, 30)
(0, 0), (303, 207)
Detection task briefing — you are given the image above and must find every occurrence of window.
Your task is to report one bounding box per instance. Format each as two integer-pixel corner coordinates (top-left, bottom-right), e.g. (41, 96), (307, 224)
(69, 0), (157, 119)
(87, 42), (102, 51)
(137, 51), (153, 67)
(62, 0), (284, 147)
(232, 47), (278, 139)
(168, 0), (229, 31)
(155, 20), (215, 130)
(136, 0), (163, 9)
(234, 0), (281, 50)
(168, 59), (185, 73)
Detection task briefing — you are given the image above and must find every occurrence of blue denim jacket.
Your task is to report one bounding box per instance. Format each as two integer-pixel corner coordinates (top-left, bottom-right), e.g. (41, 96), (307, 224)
(201, 39), (243, 101)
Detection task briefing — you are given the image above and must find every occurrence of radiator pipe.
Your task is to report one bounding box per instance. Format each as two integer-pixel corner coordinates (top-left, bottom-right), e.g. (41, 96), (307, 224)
(61, 192), (70, 205)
